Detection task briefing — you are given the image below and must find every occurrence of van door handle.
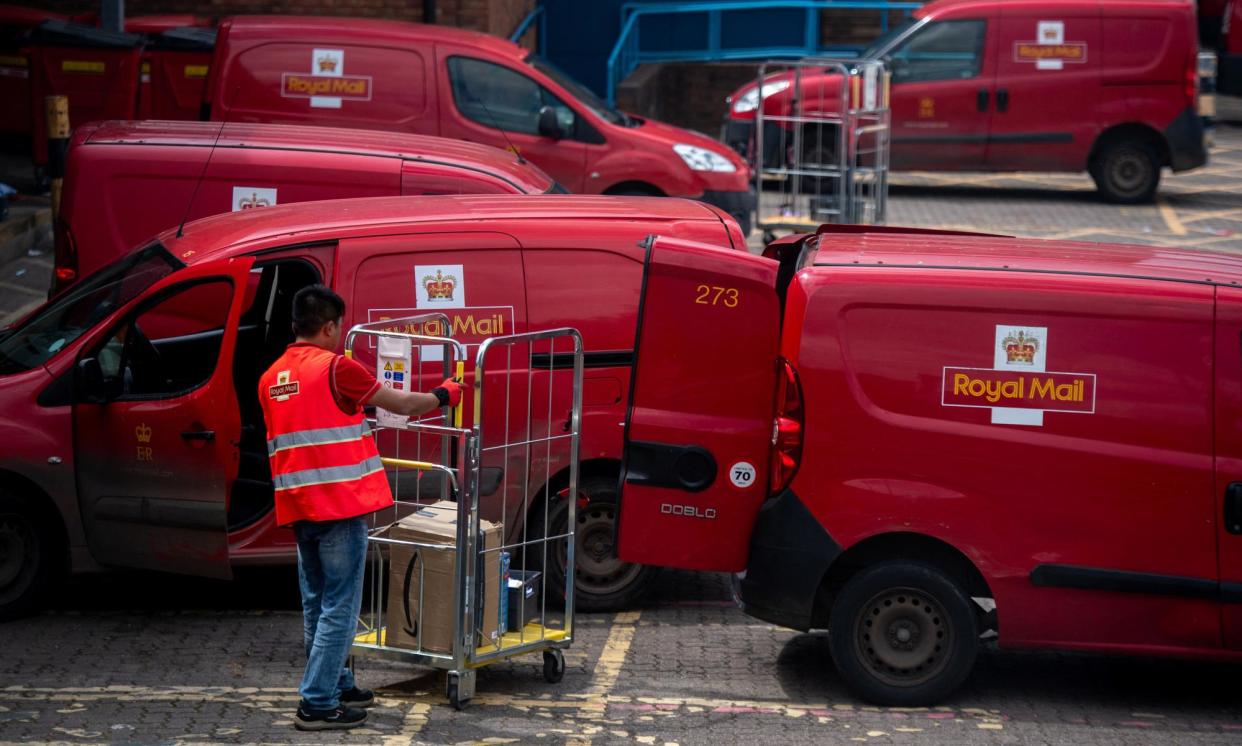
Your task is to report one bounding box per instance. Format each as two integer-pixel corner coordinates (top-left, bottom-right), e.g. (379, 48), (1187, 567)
(996, 88), (1010, 113)
(1226, 482), (1242, 535)
(977, 88), (989, 112)
(181, 430), (216, 442)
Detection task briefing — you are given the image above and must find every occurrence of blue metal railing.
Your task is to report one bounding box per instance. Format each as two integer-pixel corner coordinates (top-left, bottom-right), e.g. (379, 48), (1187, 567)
(605, 0), (921, 106)
(509, 4), (547, 56)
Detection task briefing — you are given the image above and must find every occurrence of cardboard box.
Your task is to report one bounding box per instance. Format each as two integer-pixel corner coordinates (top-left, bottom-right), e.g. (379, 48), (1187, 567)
(383, 501), (502, 654)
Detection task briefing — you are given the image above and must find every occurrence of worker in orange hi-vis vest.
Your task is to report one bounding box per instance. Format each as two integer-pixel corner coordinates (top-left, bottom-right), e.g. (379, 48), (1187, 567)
(258, 284), (462, 732)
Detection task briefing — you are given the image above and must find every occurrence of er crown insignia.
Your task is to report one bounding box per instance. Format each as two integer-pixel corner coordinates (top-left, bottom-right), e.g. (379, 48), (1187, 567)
(135, 423), (153, 443)
(422, 269), (457, 300)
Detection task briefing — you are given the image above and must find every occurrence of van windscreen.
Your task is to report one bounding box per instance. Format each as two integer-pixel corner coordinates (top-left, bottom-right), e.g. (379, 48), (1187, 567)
(526, 55), (628, 126)
(0, 243), (182, 374)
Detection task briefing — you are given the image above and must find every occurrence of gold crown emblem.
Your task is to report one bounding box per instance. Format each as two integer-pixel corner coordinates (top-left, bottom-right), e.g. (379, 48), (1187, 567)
(421, 269), (457, 300)
(135, 423), (152, 443)
(238, 192), (271, 210)
(1042, 28), (1058, 41)
(317, 55), (338, 72)
(1002, 330), (1039, 364)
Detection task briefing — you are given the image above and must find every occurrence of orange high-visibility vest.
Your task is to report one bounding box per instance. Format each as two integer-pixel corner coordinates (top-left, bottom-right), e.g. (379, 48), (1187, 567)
(259, 345), (393, 526)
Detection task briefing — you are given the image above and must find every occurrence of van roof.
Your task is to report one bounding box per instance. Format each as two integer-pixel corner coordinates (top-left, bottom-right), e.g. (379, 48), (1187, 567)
(221, 15), (526, 62)
(161, 194), (729, 263)
(812, 231), (1242, 288)
(918, 0), (1192, 17)
(77, 120), (555, 193)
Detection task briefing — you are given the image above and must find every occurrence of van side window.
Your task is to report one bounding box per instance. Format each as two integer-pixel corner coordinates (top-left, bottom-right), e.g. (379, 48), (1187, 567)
(447, 56), (570, 137)
(96, 279), (234, 399)
(889, 20), (986, 83)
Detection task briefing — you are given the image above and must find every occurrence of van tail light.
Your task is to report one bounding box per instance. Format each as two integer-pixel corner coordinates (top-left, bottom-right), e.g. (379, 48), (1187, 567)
(769, 358), (805, 495)
(51, 219), (78, 296)
(1186, 50), (1199, 106)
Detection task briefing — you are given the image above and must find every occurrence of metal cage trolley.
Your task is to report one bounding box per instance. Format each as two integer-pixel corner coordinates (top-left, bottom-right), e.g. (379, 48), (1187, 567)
(345, 314), (584, 709)
(754, 58), (891, 241)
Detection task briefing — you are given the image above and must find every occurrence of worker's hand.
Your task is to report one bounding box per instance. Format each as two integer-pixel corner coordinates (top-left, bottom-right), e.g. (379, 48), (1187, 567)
(432, 378), (464, 408)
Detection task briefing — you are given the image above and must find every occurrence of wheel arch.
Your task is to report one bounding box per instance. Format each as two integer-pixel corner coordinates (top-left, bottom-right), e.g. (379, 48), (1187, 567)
(1089, 122), (1170, 169)
(0, 468), (70, 576)
(602, 181), (666, 197)
(811, 531), (995, 631)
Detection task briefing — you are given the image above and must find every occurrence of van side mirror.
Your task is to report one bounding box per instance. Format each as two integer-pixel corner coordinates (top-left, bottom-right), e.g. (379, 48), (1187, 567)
(77, 357), (120, 403)
(538, 105), (572, 140)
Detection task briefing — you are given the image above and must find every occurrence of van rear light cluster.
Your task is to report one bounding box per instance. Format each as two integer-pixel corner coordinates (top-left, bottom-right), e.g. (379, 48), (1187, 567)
(1186, 50), (1199, 105)
(770, 358), (804, 494)
(51, 219), (78, 296)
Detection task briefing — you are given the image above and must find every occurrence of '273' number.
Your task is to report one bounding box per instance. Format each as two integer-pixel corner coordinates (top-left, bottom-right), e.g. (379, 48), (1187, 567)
(695, 285), (739, 308)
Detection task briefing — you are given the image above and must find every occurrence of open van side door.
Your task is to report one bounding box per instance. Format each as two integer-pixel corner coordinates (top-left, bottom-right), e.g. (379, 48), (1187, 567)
(616, 236), (782, 572)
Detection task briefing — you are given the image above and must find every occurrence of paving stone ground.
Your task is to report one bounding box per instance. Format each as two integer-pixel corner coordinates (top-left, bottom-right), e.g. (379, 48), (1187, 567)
(6, 110), (1242, 746)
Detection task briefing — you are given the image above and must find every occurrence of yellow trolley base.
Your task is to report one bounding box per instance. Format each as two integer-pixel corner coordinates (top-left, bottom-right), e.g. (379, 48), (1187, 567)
(354, 623), (570, 668)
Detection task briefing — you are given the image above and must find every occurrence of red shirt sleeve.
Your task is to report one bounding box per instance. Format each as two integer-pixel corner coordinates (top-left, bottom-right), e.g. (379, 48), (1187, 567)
(330, 355), (382, 415)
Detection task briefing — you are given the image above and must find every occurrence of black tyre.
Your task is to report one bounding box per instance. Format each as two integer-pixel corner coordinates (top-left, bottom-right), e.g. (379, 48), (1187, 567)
(828, 561), (978, 706)
(446, 675), (469, 711)
(530, 476), (654, 612)
(543, 649), (565, 684)
(1091, 139), (1161, 204)
(0, 491), (58, 622)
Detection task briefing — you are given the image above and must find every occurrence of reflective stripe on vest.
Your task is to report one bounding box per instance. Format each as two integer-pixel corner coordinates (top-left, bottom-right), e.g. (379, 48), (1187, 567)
(267, 422), (372, 456)
(259, 344), (394, 525)
(272, 454), (385, 491)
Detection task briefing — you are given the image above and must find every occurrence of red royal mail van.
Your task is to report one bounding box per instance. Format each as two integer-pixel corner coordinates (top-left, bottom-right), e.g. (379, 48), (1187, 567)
(204, 16), (755, 233)
(724, 0), (1207, 203)
(53, 119), (563, 294)
(0, 195), (745, 621)
(615, 224), (1242, 705)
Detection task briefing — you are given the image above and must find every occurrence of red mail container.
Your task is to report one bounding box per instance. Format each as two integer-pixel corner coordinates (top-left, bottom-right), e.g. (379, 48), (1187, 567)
(28, 20), (143, 165)
(138, 27), (215, 121)
(0, 5), (64, 136)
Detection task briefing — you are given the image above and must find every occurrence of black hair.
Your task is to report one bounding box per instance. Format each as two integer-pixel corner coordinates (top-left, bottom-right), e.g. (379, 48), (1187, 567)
(291, 284), (346, 338)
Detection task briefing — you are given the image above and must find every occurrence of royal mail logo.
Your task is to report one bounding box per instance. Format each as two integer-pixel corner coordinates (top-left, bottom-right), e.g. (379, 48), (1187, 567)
(232, 186), (277, 212)
(421, 269), (457, 301)
(135, 423), (152, 443)
(281, 73), (372, 99)
(943, 368), (1096, 413)
(269, 370), (300, 401)
(1014, 20), (1086, 70)
(941, 325), (1097, 426)
(1014, 43), (1087, 62)
(279, 48), (371, 109)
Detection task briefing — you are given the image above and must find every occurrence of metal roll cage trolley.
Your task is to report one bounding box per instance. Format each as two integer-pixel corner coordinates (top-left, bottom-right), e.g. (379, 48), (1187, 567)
(754, 58), (891, 241)
(344, 313), (583, 710)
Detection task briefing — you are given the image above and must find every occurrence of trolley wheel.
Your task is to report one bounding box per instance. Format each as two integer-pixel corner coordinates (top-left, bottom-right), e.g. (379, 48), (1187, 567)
(543, 649), (565, 684)
(447, 673), (470, 710)
(762, 230), (778, 246)
(827, 561), (978, 706)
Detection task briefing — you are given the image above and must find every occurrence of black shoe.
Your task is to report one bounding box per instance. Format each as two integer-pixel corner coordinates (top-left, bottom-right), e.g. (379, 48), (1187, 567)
(339, 686), (375, 708)
(293, 703), (368, 731)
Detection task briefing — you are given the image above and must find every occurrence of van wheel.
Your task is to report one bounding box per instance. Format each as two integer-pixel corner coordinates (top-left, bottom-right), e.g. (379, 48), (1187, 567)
(0, 492), (57, 622)
(532, 476), (654, 612)
(1091, 140), (1161, 204)
(828, 561), (978, 706)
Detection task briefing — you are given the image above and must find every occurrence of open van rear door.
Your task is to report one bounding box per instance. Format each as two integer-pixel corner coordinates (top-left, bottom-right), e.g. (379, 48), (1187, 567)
(616, 236), (782, 572)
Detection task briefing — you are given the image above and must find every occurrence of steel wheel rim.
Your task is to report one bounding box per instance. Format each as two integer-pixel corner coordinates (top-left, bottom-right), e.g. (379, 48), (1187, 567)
(1109, 150), (1150, 196)
(853, 586), (952, 687)
(0, 514), (35, 593)
(552, 502), (644, 597)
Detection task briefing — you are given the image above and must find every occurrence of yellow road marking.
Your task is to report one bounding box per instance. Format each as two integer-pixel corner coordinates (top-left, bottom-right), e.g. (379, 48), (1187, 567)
(1157, 198), (1188, 236)
(381, 700), (429, 745)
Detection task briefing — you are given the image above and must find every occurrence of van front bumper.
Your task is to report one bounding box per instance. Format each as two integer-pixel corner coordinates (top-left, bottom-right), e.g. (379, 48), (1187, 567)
(1166, 106), (1208, 173)
(698, 188), (756, 237)
(736, 488), (842, 631)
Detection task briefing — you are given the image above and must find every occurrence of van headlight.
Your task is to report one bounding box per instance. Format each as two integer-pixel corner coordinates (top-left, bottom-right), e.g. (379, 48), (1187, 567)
(673, 144), (738, 173)
(731, 80), (792, 114)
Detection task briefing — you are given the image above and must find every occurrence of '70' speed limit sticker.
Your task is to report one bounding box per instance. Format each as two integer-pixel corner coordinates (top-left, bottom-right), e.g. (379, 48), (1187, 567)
(730, 461), (757, 488)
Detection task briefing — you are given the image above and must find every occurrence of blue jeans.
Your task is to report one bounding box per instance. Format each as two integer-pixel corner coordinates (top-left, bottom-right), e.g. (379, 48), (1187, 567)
(294, 516), (368, 710)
